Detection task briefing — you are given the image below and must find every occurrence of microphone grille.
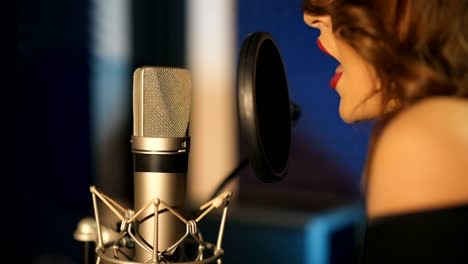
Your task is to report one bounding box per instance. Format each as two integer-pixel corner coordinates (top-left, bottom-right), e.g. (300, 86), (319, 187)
(133, 66), (192, 138)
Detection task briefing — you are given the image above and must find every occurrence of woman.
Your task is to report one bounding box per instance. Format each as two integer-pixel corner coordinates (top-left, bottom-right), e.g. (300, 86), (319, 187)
(302, 0), (468, 262)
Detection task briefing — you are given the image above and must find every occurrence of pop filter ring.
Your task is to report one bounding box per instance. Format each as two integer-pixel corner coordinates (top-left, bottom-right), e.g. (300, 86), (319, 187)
(209, 32), (297, 199)
(237, 32), (292, 183)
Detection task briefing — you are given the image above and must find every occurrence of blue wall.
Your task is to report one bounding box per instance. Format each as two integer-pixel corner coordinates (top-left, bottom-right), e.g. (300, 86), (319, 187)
(237, 0), (372, 196)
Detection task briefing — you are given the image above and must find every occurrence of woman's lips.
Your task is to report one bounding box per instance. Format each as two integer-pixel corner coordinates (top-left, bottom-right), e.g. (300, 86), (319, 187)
(330, 72), (342, 89)
(330, 65), (343, 89)
(317, 38), (331, 56)
(317, 39), (341, 89)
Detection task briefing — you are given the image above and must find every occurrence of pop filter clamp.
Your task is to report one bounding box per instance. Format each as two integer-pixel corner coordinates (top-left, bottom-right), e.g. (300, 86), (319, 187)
(210, 32), (301, 199)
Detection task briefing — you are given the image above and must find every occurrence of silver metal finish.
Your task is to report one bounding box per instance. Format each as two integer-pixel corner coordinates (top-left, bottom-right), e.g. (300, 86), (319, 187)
(73, 217), (125, 246)
(133, 172), (186, 261)
(132, 66), (192, 261)
(76, 186), (232, 264)
(132, 66), (191, 138)
(131, 136), (189, 153)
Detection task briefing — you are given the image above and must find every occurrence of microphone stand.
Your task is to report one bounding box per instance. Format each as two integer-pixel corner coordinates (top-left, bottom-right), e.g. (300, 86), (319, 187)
(74, 186), (233, 264)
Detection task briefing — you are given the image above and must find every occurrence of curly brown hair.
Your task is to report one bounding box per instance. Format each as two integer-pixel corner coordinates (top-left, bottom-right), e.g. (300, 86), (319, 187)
(303, 0), (468, 111)
(302, 0), (468, 187)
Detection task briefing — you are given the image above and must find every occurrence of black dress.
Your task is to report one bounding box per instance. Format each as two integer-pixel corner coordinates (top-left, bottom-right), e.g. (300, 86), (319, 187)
(362, 204), (468, 264)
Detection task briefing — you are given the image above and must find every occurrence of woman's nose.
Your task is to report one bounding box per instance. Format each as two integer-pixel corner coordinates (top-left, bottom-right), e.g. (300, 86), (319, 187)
(303, 13), (331, 30)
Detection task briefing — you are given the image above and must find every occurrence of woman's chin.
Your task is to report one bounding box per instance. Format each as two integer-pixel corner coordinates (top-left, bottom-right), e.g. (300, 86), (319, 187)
(340, 115), (357, 124)
(339, 102), (381, 124)
(340, 111), (377, 124)
(339, 106), (356, 124)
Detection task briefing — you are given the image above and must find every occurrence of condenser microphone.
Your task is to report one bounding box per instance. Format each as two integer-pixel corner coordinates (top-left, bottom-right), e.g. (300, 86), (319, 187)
(131, 66), (192, 262)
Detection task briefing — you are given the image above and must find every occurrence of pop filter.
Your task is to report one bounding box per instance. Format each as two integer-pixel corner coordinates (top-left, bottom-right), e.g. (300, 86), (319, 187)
(210, 32), (299, 198)
(237, 32), (294, 183)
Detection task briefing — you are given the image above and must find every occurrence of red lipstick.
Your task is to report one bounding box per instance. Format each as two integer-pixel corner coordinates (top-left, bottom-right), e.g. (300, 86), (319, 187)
(317, 39), (341, 89)
(317, 39), (331, 56)
(330, 72), (342, 89)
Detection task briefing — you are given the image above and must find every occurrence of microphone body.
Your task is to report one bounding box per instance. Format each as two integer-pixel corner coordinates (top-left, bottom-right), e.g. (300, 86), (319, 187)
(132, 66), (192, 261)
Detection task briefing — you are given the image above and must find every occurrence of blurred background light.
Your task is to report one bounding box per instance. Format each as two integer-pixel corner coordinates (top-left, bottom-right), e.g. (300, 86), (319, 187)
(186, 0), (240, 208)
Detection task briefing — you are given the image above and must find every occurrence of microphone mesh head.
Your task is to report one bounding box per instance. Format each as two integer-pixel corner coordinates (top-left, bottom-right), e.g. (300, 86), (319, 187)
(133, 66), (192, 138)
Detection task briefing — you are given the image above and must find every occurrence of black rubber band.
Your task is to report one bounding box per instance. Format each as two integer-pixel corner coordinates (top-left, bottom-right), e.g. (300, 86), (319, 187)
(134, 153), (188, 173)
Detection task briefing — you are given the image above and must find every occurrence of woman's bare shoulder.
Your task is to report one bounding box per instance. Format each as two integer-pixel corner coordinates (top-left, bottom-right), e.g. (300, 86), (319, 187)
(366, 96), (468, 218)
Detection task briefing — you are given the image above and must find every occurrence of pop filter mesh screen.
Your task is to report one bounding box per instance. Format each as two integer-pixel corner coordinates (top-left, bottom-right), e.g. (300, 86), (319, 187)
(255, 39), (291, 174)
